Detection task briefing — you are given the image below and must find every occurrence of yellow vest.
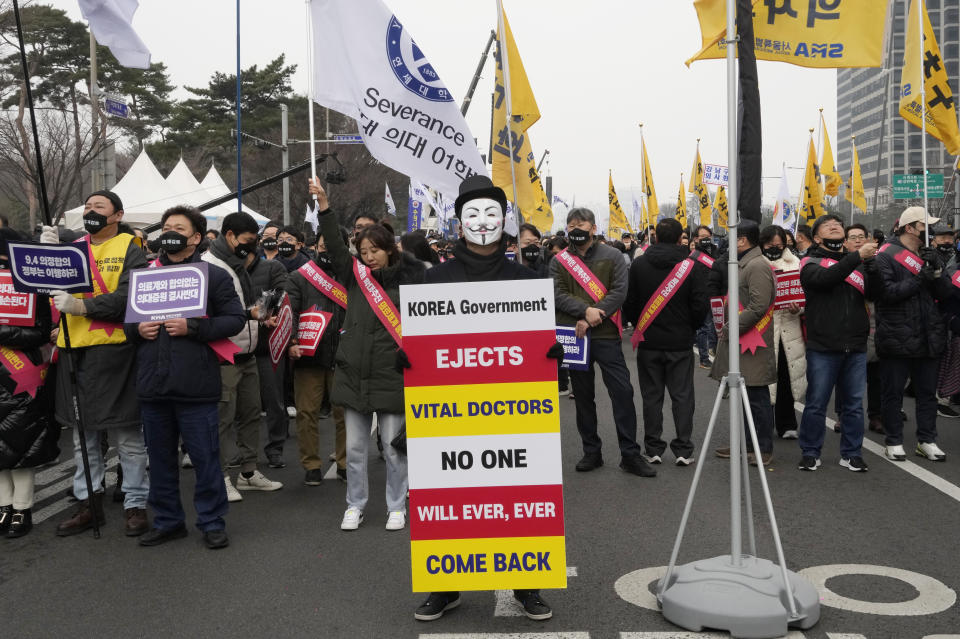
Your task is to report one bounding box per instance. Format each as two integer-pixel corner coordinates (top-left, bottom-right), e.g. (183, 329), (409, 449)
(56, 233), (133, 349)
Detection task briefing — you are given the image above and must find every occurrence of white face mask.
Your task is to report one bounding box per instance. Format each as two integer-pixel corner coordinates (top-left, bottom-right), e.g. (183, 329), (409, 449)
(460, 197), (504, 246)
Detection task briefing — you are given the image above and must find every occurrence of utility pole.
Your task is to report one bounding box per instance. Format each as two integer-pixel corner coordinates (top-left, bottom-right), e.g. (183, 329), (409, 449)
(281, 104), (290, 225)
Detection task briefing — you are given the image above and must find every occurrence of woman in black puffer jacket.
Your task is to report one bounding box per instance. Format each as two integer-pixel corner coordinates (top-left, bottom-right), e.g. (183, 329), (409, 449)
(0, 227), (56, 539)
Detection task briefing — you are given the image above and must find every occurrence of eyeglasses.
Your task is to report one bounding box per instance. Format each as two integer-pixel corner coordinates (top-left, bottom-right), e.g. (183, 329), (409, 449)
(846, 234), (866, 241)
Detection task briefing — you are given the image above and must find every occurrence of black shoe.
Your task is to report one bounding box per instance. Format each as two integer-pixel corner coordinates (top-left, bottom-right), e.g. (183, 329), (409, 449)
(336, 467), (347, 482)
(138, 524), (188, 547)
(304, 469), (324, 486)
(619, 456), (657, 477)
(514, 589), (553, 620)
(318, 408), (332, 420)
(6, 509), (32, 538)
(0, 505), (11, 535)
(938, 403), (960, 418)
(575, 454), (603, 472)
(268, 454), (286, 469)
(798, 456), (821, 471)
(203, 529), (229, 549)
(840, 456), (869, 472)
(414, 592), (461, 621)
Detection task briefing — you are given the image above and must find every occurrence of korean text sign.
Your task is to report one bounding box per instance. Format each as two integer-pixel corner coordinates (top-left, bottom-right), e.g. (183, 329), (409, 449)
(400, 279), (566, 592)
(125, 262), (208, 322)
(8, 242), (93, 295)
(774, 271), (805, 310)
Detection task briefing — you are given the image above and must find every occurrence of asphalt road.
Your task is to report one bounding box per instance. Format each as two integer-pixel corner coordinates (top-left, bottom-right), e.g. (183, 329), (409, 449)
(2, 339), (960, 639)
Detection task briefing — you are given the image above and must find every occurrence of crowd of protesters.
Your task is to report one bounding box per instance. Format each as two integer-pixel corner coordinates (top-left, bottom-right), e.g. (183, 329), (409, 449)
(0, 175), (956, 620)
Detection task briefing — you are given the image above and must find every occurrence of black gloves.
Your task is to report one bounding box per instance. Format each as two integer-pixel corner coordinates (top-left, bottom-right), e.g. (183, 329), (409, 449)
(395, 348), (411, 373)
(546, 342), (565, 361)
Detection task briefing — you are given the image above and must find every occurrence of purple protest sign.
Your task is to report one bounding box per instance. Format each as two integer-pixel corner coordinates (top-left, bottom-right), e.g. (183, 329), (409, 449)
(125, 262), (208, 322)
(7, 242), (93, 295)
(556, 325), (589, 371)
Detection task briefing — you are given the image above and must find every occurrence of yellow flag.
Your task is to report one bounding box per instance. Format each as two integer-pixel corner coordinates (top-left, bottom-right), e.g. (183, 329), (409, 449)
(688, 0), (887, 69)
(641, 137), (659, 220)
(490, 9), (552, 232)
(820, 114), (842, 197)
(899, 0), (960, 155)
(713, 186), (728, 228)
(608, 172), (633, 238)
(845, 139), (867, 214)
(689, 147), (712, 227)
(676, 178), (687, 229)
(801, 137), (826, 224)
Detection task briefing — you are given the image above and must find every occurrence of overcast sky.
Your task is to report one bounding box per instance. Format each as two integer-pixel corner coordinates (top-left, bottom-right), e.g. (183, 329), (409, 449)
(49, 0), (838, 219)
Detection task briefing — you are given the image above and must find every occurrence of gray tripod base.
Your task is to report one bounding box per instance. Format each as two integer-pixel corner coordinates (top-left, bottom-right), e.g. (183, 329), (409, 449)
(657, 375), (820, 638)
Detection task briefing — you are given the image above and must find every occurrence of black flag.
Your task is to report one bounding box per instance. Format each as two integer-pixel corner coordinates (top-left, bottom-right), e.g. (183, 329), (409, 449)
(736, 0), (761, 224)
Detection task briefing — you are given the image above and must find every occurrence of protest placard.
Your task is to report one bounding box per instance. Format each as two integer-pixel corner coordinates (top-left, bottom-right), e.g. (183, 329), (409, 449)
(555, 325), (588, 371)
(0, 272), (36, 326)
(774, 271), (805, 310)
(297, 307), (333, 357)
(7, 242), (92, 295)
(125, 262), (208, 322)
(269, 294), (293, 368)
(401, 279), (566, 592)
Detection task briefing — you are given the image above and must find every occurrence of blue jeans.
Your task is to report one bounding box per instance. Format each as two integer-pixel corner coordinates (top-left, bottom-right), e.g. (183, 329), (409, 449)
(696, 315), (717, 365)
(141, 401), (227, 532)
(798, 350), (866, 458)
(72, 425), (149, 509)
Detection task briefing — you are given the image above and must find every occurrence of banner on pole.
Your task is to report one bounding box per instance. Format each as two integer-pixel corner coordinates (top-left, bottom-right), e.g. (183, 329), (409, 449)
(7, 242), (93, 295)
(401, 278), (566, 592)
(125, 262), (208, 322)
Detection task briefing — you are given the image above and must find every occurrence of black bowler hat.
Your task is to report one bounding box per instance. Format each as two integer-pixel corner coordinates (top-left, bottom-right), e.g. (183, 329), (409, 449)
(454, 175), (508, 219)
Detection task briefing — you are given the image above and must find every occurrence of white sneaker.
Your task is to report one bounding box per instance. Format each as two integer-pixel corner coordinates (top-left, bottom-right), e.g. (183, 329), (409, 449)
(224, 476), (243, 502)
(286, 406), (297, 418)
(385, 511), (406, 531)
(341, 507), (363, 530)
(675, 456), (695, 466)
(885, 445), (907, 461)
(641, 454), (662, 464)
(181, 453), (193, 469)
(781, 430), (798, 440)
(916, 442), (946, 462)
(236, 470), (283, 491)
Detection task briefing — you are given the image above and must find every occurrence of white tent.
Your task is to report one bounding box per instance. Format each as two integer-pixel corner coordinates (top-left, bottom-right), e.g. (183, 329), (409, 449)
(200, 163), (270, 226)
(62, 149), (186, 230)
(165, 159), (269, 231)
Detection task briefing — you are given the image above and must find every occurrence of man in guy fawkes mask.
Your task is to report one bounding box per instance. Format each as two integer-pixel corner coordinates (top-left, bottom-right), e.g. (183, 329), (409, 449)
(412, 175), (562, 623)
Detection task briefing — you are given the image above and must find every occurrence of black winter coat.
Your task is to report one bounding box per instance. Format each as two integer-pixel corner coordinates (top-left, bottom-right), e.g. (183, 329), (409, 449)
(799, 246), (872, 353)
(622, 243), (709, 351)
(250, 257), (289, 358)
(124, 249), (247, 403)
(874, 238), (950, 359)
(0, 284), (57, 471)
(285, 258), (343, 369)
(426, 239), (537, 283)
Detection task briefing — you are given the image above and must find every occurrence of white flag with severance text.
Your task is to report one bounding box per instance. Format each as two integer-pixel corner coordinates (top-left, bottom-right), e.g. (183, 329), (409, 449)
(78, 0), (151, 69)
(385, 183), (397, 216)
(309, 0), (487, 198)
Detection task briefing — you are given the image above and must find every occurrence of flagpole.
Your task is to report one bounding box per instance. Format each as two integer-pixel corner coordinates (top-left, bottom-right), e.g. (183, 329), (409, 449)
(850, 136), (856, 225)
(305, 0), (318, 200)
(639, 123), (647, 232)
(918, 0), (930, 246)
(235, 0), (243, 213)
(495, 0), (522, 225)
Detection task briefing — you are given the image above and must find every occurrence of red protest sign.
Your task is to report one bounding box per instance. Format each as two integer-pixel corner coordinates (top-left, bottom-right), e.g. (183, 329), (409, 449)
(297, 307), (333, 357)
(268, 294), (293, 369)
(0, 271), (35, 326)
(774, 271), (805, 310)
(710, 297), (725, 333)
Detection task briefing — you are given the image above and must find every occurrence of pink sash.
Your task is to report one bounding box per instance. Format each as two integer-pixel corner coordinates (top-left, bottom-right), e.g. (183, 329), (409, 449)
(297, 261), (348, 309)
(353, 258), (402, 347)
(877, 243), (923, 275)
(689, 249), (715, 269)
(952, 270), (960, 290)
(0, 346), (48, 398)
(630, 258), (695, 349)
(799, 256), (866, 295)
(555, 249), (623, 337)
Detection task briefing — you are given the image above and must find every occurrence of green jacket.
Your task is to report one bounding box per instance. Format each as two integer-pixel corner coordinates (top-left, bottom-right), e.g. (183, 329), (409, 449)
(320, 209), (425, 414)
(550, 240), (629, 340)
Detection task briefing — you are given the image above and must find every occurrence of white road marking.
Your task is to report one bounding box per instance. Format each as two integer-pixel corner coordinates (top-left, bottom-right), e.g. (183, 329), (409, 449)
(793, 402), (960, 504)
(613, 566), (667, 612)
(33, 460), (118, 524)
(494, 566), (578, 616)
(826, 634), (867, 639)
(798, 564), (957, 616)
(421, 634), (589, 639)
(622, 633), (805, 638)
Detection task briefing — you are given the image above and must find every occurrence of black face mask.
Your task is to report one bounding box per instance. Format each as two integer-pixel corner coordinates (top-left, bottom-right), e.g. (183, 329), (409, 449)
(316, 253), (332, 269)
(83, 211), (109, 234)
(937, 245), (954, 261)
(697, 239), (716, 257)
(234, 241), (257, 259)
(261, 238), (278, 252)
(762, 247), (784, 261)
(822, 238), (845, 252)
(278, 242), (296, 258)
(520, 246), (540, 263)
(568, 228), (590, 246)
(159, 231), (189, 254)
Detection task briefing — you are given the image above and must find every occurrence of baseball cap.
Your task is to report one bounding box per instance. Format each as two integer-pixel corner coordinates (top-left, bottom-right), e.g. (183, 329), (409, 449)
(898, 206), (939, 227)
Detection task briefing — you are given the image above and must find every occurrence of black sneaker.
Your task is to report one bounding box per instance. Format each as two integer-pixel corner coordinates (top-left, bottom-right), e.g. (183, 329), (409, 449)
(414, 591), (461, 621)
(798, 456), (821, 471)
(203, 529), (229, 549)
(937, 403), (960, 418)
(268, 454), (286, 469)
(514, 589), (553, 620)
(840, 456), (869, 472)
(575, 454), (603, 472)
(619, 456), (657, 477)
(336, 467), (347, 482)
(304, 469), (324, 486)
(139, 524), (188, 547)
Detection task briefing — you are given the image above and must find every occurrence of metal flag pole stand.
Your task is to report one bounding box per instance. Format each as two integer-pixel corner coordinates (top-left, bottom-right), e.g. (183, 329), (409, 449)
(656, 1), (818, 635)
(12, 0), (100, 538)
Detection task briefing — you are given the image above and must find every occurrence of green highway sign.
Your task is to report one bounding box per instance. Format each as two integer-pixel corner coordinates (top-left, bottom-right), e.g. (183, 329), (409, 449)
(893, 173), (944, 199)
